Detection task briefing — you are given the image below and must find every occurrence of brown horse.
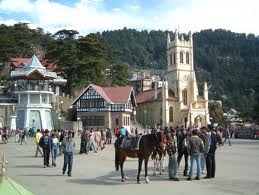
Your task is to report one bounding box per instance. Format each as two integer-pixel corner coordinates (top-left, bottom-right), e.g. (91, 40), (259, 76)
(114, 132), (163, 184)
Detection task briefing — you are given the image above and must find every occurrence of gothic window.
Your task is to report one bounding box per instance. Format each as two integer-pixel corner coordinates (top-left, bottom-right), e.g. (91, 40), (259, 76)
(170, 54), (173, 66)
(182, 89), (187, 105)
(169, 106), (173, 122)
(116, 118), (119, 125)
(173, 52), (176, 64)
(186, 52), (189, 64)
(180, 51), (183, 64)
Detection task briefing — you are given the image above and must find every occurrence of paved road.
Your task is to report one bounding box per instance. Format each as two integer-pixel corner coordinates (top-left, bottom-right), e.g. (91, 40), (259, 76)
(1, 137), (259, 195)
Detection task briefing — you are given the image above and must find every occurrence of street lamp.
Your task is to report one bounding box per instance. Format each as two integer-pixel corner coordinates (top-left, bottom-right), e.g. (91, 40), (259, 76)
(58, 117), (62, 129)
(77, 117), (80, 134)
(144, 109), (147, 128)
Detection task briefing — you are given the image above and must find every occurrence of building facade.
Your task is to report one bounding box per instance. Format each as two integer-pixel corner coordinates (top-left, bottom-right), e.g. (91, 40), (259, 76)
(136, 30), (210, 128)
(11, 55), (58, 130)
(73, 84), (136, 130)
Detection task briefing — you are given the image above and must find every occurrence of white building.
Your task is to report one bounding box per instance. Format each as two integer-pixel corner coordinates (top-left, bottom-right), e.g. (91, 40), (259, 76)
(11, 55), (57, 130)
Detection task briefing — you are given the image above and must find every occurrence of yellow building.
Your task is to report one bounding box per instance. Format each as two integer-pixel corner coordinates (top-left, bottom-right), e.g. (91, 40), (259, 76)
(136, 30), (209, 128)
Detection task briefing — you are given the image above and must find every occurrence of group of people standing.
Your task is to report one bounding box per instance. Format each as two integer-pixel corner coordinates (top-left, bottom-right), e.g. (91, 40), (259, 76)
(163, 125), (217, 181)
(35, 129), (75, 177)
(80, 128), (112, 154)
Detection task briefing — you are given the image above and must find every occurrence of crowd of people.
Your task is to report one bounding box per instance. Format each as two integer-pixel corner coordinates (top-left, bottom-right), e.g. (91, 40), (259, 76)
(0, 124), (236, 181)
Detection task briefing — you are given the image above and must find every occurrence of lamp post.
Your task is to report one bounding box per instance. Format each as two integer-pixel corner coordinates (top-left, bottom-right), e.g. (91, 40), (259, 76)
(77, 117), (80, 134)
(144, 109), (147, 128)
(60, 101), (64, 121)
(58, 117), (62, 129)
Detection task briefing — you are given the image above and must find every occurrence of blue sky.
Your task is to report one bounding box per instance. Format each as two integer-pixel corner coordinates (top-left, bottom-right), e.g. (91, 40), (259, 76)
(0, 0), (258, 35)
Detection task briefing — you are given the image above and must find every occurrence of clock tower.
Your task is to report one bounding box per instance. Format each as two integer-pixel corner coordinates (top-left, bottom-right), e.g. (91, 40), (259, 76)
(167, 29), (199, 108)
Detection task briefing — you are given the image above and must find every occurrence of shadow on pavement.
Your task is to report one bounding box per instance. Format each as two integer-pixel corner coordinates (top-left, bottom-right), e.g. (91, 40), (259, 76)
(66, 169), (169, 186)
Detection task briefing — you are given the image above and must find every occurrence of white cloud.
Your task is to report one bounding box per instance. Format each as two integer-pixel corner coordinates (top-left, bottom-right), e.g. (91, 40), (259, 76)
(0, 0), (258, 35)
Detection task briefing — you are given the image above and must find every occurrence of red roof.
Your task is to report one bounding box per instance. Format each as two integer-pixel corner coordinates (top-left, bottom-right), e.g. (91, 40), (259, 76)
(136, 88), (177, 104)
(74, 84), (135, 104)
(11, 58), (30, 67)
(10, 56), (57, 71)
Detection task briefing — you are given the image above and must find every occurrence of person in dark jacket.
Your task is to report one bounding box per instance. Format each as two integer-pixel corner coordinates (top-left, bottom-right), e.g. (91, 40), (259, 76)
(177, 128), (189, 176)
(204, 125), (217, 179)
(39, 130), (53, 168)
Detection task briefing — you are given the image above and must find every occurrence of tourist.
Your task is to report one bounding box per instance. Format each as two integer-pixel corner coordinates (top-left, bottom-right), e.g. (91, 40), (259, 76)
(204, 125), (217, 179)
(20, 129), (26, 145)
(187, 129), (204, 180)
(61, 131), (75, 177)
(79, 129), (87, 154)
(166, 128), (179, 181)
(51, 133), (59, 167)
(39, 129), (53, 168)
(35, 129), (43, 157)
(177, 128), (189, 176)
(223, 128), (232, 146)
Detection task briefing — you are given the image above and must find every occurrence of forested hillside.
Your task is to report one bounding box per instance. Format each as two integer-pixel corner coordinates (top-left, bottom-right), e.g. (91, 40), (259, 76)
(102, 28), (259, 119)
(0, 23), (258, 119)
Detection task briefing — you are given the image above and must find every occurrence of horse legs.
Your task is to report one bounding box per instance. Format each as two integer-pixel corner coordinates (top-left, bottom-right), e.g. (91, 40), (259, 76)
(159, 156), (163, 175)
(137, 158), (143, 184)
(153, 157), (156, 176)
(144, 158), (150, 183)
(120, 157), (126, 182)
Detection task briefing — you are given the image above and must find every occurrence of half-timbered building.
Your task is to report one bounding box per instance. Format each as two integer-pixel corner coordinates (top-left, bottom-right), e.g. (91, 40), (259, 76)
(72, 84), (136, 130)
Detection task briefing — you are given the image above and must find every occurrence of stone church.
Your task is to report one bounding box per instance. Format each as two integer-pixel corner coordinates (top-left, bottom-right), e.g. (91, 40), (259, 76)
(136, 29), (210, 128)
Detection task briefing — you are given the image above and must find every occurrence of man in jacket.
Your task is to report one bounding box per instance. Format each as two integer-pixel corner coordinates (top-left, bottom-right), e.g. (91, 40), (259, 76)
(187, 129), (204, 180)
(177, 128), (189, 176)
(62, 131), (75, 177)
(39, 130), (52, 168)
(204, 125), (217, 179)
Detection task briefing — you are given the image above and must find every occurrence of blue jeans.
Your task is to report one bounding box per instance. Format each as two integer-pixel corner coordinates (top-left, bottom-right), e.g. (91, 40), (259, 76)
(223, 137), (231, 146)
(189, 154), (201, 178)
(52, 148), (58, 165)
(168, 153), (178, 178)
(63, 152), (73, 175)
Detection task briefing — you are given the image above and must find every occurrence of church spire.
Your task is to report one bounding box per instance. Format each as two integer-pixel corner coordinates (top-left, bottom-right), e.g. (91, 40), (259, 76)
(174, 29), (178, 42)
(167, 33), (171, 43)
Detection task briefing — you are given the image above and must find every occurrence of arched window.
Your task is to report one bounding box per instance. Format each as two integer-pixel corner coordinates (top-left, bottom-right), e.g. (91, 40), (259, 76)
(173, 52), (176, 64)
(180, 51), (183, 64)
(169, 106), (173, 122)
(186, 52), (189, 64)
(182, 89), (187, 105)
(170, 54), (173, 66)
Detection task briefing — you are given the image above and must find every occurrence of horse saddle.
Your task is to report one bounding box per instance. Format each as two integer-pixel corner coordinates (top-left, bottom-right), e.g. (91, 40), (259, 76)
(121, 135), (142, 150)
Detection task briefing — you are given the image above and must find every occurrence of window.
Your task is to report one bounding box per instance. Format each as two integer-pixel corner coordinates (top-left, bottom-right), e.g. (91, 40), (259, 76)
(182, 89), (187, 105)
(116, 118), (119, 125)
(170, 54), (173, 66)
(82, 116), (104, 126)
(29, 110), (42, 130)
(180, 51), (183, 64)
(173, 52), (176, 64)
(30, 94), (40, 104)
(169, 106), (173, 122)
(186, 52), (189, 64)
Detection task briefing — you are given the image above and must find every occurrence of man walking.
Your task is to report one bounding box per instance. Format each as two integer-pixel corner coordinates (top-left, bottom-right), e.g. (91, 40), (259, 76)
(204, 125), (217, 179)
(223, 128), (232, 146)
(35, 129), (43, 157)
(39, 130), (52, 168)
(61, 131), (75, 177)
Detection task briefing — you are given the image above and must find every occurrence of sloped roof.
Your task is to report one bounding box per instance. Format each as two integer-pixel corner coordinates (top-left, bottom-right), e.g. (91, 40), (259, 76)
(11, 58), (30, 67)
(24, 55), (46, 70)
(136, 88), (177, 104)
(73, 84), (135, 105)
(11, 55), (57, 79)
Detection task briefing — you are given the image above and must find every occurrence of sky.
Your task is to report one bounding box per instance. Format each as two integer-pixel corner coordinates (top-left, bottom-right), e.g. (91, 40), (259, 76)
(0, 0), (258, 35)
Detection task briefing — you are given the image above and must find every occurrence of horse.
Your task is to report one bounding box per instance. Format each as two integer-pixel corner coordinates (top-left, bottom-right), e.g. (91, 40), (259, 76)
(151, 144), (166, 176)
(114, 132), (163, 184)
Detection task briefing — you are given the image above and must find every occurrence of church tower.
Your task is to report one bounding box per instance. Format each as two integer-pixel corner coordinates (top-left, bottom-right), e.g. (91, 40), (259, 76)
(167, 29), (199, 108)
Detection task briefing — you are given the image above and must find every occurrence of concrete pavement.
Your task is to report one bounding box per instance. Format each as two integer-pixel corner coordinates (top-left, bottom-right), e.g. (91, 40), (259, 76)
(1, 137), (259, 195)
